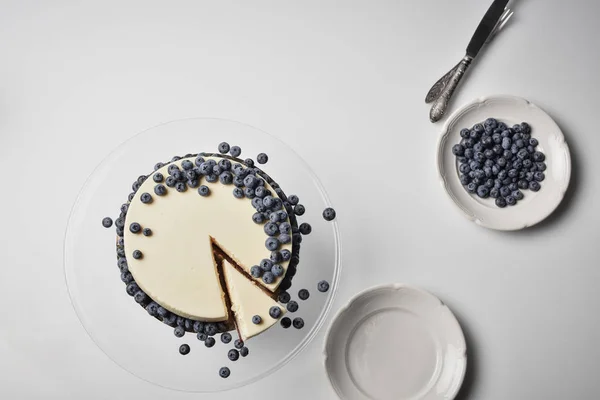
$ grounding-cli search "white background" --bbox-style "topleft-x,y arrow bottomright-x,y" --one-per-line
1,0 -> 598,399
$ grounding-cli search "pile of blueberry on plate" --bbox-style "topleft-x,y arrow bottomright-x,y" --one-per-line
452,118 -> 547,208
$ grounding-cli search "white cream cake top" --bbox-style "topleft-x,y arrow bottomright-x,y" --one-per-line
124,156 -> 291,321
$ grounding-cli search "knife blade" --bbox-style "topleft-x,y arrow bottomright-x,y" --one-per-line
466,0 -> 510,58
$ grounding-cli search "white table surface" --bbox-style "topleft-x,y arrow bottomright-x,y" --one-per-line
1,0 -> 599,399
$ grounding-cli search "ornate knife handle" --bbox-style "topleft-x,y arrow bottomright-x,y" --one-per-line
425,61 -> 460,104
429,56 -> 473,123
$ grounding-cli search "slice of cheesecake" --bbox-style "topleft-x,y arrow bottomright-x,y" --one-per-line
222,259 -> 285,340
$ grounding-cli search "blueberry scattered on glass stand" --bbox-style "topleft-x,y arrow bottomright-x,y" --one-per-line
287,301 -> 299,313
218,142 -> 230,154
240,347 -> 249,357
453,119 -> 546,207
219,367 -> 230,378
197,332 -> 208,341
280,317 -> 292,329
205,337 -> 216,348
318,280 -> 330,293
234,339 -> 244,349
102,217 -> 113,228
298,289 -> 310,300
230,146 -> 241,157
228,349 -> 240,361
257,153 -> 268,164
293,318 -> 304,329
294,204 -> 306,216
221,332 -> 232,344
323,207 -> 336,221
179,344 -> 190,355
299,223 -> 312,235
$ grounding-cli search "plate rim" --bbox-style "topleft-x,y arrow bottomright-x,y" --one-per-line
322,283 -> 467,400
436,94 -> 572,231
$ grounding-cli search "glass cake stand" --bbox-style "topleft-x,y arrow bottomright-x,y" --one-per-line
64,118 -> 342,392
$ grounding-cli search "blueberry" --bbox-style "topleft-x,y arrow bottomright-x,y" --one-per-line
252,315 -> 262,324
473,143 -> 483,153
254,152 -> 269,165
536,162 -> 547,172
198,185 -> 210,197
269,306 -> 282,319
513,190 -> 524,200
534,172 -> 545,182
174,326 -> 185,338
244,187 -> 256,198
197,332 -> 207,341
212,166 -> 223,176
281,249 -> 291,261
233,187 -> 244,198
483,149 -> 494,159
102,217 -> 113,228
263,222 -> 278,236
229,146 -> 241,157
484,179 -> 494,188
151,183 -> 166,197
522,159 -> 532,169
460,174 -> 470,185
251,212 -> 264,224
464,148 -> 474,159
529,138 -> 539,147
280,317 -> 292,329
293,318 -> 304,329
134,291 -> 147,304
220,332 -> 232,344
502,137 -> 511,150
234,339 -> 244,349
199,162 -> 212,176
278,291 -> 291,303
495,197 -> 507,208
278,234 -> 291,244
193,321 -> 205,333
499,186 -> 511,198
452,144 -> 464,156
171,156 -> 182,162
474,123 -> 485,133
508,169 -> 518,179
204,323 -> 218,336
218,142 -> 230,154
460,128 -> 470,138
240,347 -> 249,357
118,257 -> 128,271
194,156 -> 205,167
121,271 -> 133,283
505,196 -> 517,206
293,204 -> 306,216
459,164 -> 470,174
228,349 -> 240,361
142,228 -> 152,237
150,172 -> 163,184
533,151 -> 545,162
517,179 -> 529,189
180,160 -> 192,171
250,265 -> 263,278
132,250 -> 143,259
503,150 -> 513,160
185,170 -> 197,182
287,301 -> 299,313
481,136 -> 493,148
140,193 -> 153,204
297,223 -> 312,235
527,145 -> 535,154
217,160 -> 231,173
489,188 -> 499,198
203,337 -> 215,348
218,171 -> 233,185
508,182 -> 518,192
219,367 -> 230,378
146,302 -> 159,316
165,176 -> 176,188
243,175 -> 257,188
260,258 -> 273,272
179,344 -> 190,355
175,182 -> 187,192
262,272 -> 275,284
476,186 -> 489,198
271,264 -> 284,277
466,182 -> 477,193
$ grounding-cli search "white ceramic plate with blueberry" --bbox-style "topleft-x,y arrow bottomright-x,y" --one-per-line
324,284 -> 466,400
437,95 -> 571,230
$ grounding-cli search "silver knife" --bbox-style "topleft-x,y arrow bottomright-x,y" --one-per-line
428,0 -> 510,123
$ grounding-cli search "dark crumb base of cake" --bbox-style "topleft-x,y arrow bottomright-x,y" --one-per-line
113,151 -> 302,335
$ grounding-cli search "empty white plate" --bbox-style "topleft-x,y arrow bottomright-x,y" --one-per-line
324,285 -> 466,400
437,95 -> 571,230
